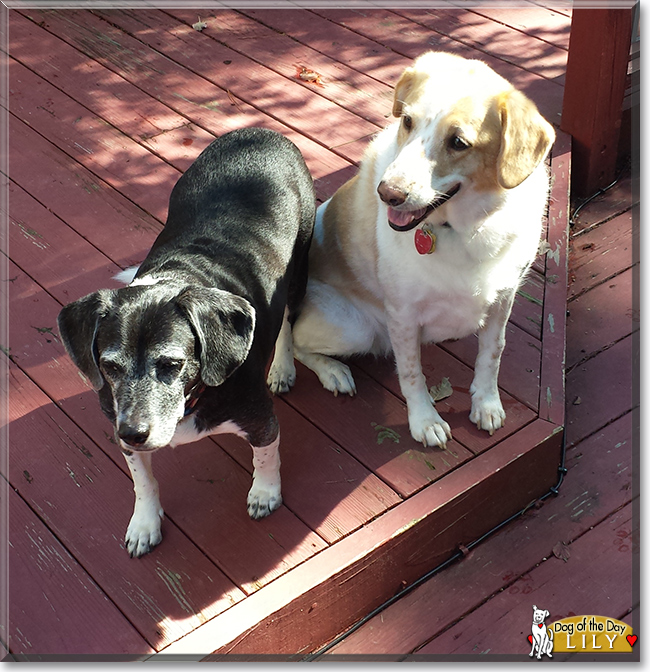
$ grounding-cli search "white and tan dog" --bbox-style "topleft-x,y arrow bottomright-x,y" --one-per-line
290,52 -> 555,448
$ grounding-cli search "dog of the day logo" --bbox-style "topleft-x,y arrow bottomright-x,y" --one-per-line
527,606 -> 637,657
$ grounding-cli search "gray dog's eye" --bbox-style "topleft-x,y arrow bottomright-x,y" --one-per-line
156,359 -> 184,378
101,361 -> 123,378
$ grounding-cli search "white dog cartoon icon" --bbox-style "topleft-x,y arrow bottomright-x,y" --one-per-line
529,605 -> 554,659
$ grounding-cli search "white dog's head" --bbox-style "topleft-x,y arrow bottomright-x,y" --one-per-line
378,51 -> 555,231
532,605 -> 550,625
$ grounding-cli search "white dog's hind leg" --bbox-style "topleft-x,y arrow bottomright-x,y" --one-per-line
292,281 -> 379,396
122,450 -> 164,558
247,435 -> 282,519
470,291 -> 516,434
386,309 -> 452,448
267,306 -> 296,394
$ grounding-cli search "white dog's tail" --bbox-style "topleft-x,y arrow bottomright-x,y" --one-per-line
114,265 -> 140,285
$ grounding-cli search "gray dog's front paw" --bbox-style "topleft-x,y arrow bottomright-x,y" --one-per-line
247,480 -> 282,519
125,506 -> 164,557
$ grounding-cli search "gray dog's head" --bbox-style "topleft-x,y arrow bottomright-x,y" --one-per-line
58,283 -> 255,452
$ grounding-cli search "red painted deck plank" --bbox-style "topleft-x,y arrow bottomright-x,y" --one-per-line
8,486 -> 153,657
538,131 -> 571,427
512,270 -> 544,339
243,8 -> 414,86
467,5 -> 571,50
309,8 -> 564,123
570,174 -> 637,235
7,361 -> 244,651
326,411 -> 633,655
10,10 -> 202,143
565,334 -> 634,448
167,8 -> 394,129
214,399 -> 402,545
8,115 -> 162,270
416,503 -> 635,655
9,58 -> 179,223
566,267 -> 634,369
569,211 -> 634,300
13,9 -> 355,201
394,8 -> 568,84
88,8 -> 377,166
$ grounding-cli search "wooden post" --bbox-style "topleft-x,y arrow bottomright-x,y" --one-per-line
561,6 -> 634,198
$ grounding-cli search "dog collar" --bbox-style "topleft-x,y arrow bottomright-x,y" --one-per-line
184,381 -> 206,416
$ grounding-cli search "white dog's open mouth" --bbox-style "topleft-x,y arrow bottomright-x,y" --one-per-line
388,183 -> 461,232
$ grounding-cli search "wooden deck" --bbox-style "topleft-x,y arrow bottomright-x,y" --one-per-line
1,5 -> 637,661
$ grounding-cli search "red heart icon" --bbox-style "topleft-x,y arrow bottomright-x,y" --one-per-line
538,623 -> 544,628
527,635 -> 533,644
627,634 -> 637,647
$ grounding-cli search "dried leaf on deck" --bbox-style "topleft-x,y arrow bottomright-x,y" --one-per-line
429,377 -> 453,402
552,541 -> 571,563
192,18 -> 208,31
294,65 -> 325,87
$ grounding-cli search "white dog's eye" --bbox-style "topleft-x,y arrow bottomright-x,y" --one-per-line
402,114 -> 413,131
448,135 -> 471,151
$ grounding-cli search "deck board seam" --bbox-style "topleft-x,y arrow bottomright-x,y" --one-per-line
568,261 -> 637,303
571,205 -> 636,237
565,330 -> 636,376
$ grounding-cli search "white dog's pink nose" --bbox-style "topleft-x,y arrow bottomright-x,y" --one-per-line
377,181 -> 408,207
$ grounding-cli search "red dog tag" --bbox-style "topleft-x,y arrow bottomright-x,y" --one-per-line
415,228 -> 435,255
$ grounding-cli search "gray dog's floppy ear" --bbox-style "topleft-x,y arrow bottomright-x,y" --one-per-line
177,287 -> 256,388
57,290 -> 115,390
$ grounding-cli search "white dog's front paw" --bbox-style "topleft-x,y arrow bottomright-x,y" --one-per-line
267,360 -> 296,394
317,358 -> 357,397
247,479 -> 282,520
470,393 -> 506,435
408,405 -> 452,448
125,505 -> 164,558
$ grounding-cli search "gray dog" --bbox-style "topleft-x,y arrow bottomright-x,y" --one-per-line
58,128 -> 315,557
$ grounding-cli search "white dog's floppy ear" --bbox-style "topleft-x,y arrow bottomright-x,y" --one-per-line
57,290 -> 115,390
544,610 -> 550,619
392,65 -> 420,118
177,287 -> 255,388
497,90 -> 555,189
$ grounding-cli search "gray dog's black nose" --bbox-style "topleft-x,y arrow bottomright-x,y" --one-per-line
377,181 -> 408,207
118,423 -> 150,447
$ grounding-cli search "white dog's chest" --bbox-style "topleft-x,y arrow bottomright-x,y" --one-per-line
377,229 -> 502,342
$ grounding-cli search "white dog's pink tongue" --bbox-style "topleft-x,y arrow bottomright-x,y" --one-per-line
388,207 -> 426,228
